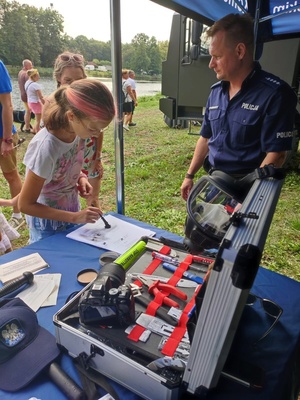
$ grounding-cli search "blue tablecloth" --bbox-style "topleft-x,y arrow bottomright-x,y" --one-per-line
0,212 -> 299,400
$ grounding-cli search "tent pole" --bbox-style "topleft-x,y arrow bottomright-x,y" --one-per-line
253,0 -> 261,60
110,0 -> 125,214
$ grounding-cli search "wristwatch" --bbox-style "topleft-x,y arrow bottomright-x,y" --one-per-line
3,138 -> 13,144
185,173 -> 195,179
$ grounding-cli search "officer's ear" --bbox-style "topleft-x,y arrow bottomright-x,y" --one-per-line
236,42 -> 246,59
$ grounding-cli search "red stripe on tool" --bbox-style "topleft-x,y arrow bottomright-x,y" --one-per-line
132,245 -> 171,289
128,245 -> 171,342
160,255 -> 199,356
143,245 -> 171,275
161,284 -> 202,356
167,255 -> 193,287
146,290 -> 169,315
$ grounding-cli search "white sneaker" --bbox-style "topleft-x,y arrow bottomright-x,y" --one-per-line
9,216 -> 25,230
123,124 -> 130,131
0,213 -> 20,240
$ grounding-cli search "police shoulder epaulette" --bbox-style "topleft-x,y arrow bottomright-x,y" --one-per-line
262,74 -> 282,88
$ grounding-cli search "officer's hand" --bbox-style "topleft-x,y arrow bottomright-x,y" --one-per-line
181,178 -> 194,201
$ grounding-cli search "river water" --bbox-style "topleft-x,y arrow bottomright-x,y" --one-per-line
11,77 -> 161,109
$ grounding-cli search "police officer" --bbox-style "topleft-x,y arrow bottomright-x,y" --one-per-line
181,13 -> 297,201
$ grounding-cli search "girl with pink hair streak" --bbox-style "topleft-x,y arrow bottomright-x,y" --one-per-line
52,52 -> 104,209
19,79 -> 115,243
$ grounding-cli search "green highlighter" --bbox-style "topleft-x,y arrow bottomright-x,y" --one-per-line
114,238 -> 147,270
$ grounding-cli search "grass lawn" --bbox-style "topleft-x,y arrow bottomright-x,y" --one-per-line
2,94 -> 300,282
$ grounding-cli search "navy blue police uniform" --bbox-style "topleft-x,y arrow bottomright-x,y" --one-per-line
201,63 -> 297,175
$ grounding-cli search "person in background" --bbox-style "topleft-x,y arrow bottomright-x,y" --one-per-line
53,51 -> 104,208
126,70 -> 138,126
17,59 -> 34,133
18,79 -> 115,244
25,68 -> 45,134
0,60 -> 24,230
181,13 -> 297,201
0,196 -> 20,254
122,69 -> 137,131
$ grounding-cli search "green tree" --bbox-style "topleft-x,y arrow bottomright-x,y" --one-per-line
0,2 -> 41,65
122,42 -> 135,69
100,41 -> 112,62
148,36 -> 161,75
68,36 -> 112,63
130,33 -> 151,74
70,35 -> 91,60
158,40 -> 169,62
126,33 -> 162,75
24,5 -> 65,67
62,35 -> 84,55
0,0 -> 167,71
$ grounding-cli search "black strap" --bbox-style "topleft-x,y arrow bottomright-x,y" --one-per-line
74,352 -> 120,400
253,164 -> 286,180
236,164 -> 286,192
122,81 -> 128,101
25,81 -> 34,93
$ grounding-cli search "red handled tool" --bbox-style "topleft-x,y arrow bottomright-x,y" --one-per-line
138,276 -> 187,308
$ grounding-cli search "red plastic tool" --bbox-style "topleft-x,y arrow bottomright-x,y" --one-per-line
138,276 -> 187,308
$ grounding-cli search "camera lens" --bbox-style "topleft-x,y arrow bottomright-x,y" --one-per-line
98,262 -> 126,288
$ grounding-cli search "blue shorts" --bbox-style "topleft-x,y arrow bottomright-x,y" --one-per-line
28,218 -> 76,244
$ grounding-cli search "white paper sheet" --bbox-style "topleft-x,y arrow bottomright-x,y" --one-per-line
66,215 -> 156,254
0,253 -> 49,283
39,273 -> 62,307
15,274 -> 61,311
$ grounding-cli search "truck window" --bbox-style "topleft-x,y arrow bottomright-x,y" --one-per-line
182,18 -> 209,65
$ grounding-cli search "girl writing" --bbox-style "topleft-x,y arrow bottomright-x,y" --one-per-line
53,52 -> 104,209
19,79 -> 115,243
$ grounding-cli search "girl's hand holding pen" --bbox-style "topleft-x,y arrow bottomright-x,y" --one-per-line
72,207 -> 102,224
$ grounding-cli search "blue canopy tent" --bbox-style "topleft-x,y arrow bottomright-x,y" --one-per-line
110,0 -> 300,214
149,0 -> 300,42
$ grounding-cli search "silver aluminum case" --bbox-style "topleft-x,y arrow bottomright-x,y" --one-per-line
54,176 -> 283,399
54,281 -> 181,400
182,177 -> 284,396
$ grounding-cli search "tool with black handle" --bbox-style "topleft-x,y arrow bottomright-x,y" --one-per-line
47,362 -> 86,400
135,294 -> 178,326
0,271 -> 34,298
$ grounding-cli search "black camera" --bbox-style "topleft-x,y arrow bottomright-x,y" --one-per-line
78,262 -> 135,327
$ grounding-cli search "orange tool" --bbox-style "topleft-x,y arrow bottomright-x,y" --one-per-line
138,276 -> 187,308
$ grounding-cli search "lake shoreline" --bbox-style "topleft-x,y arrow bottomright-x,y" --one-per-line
11,77 -> 162,109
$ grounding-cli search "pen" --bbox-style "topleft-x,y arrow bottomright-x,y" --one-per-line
191,255 -> 215,265
188,304 -> 196,318
162,263 -> 204,284
152,251 -> 180,266
152,251 -> 209,273
100,215 -> 111,229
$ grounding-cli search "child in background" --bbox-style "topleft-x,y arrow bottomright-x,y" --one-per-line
24,68 -> 45,134
53,52 -> 104,208
19,79 -> 115,244
0,197 -> 20,254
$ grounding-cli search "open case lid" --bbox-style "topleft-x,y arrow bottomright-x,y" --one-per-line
183,173 -> 285,396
